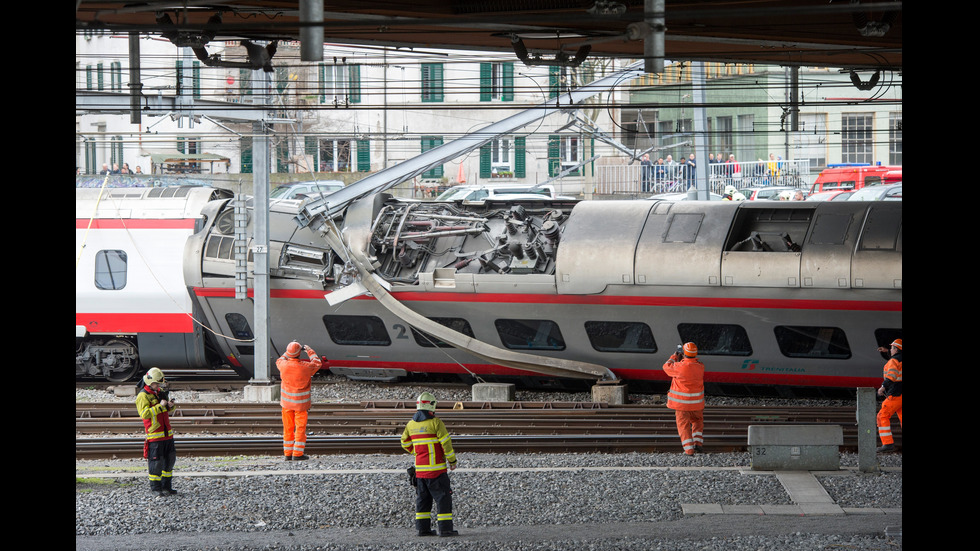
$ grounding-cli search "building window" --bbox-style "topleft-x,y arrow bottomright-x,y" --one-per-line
323,315 -> 391,346
548,135 -> 583,177
889,113 -> 902,166
714,116 -> 733,159
585,321 -> 658,353
481,62 -> 513,101
94,250 -> 128,290
677,323 -> 752,356
319,63 -> 360,105
774,326 -> 851,359
495,319 -> 566,351
842,113 -> 874,164
411,318 -> 476,348
797,114 -> 828,169
421,63 -> 444,102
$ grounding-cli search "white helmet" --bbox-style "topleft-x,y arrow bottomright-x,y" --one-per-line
143,367 -> 166,385
416,392 -> 437,411
724,185 -> 737,195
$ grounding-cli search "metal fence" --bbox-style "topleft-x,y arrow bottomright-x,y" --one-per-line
595,159 -> 811,195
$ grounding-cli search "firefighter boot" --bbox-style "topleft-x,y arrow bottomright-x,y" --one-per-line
162,477 -> 178,496
438,519 -> 459,537
415,518 -> 436,537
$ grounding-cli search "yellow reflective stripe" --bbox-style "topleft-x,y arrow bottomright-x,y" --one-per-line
416,463 -> 448,471
437,513 -> 453,521
416,512 -> 431,520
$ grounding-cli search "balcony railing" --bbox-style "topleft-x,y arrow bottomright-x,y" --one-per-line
595,159 -> 811,195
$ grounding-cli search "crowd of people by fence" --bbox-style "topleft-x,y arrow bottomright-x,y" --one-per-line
625,153 -> 808,195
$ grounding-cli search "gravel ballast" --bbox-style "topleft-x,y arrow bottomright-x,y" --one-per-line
77,378 -> 902,550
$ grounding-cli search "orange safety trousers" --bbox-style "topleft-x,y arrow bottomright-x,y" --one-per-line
282,409 -> 309,457
675,410 -> 704,455
877,396 -> 903,446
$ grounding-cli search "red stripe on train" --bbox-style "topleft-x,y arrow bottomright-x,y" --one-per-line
76,219 -> 197,230
194,287 -> 900,311
76,313 -> 194,333
327,360 -> 880,388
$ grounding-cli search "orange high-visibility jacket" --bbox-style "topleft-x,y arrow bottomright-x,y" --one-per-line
662,357 -> 705,411
275,349 -> 323,411
401,415 -> 457,478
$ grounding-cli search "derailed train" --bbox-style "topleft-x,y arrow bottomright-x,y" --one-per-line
76,184 -> 902,391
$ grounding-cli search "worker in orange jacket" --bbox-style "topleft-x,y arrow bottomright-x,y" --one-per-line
275,341 -> 323,460
876,339 -> 903,453
662,342 -> 706,455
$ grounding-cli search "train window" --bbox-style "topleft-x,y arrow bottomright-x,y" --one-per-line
664,213 -> 704,243
725,208 -> 812,252
494,319 -> 566,351
774,326 -> 851,359
809,213 -> 852,245
874,328 -> 902,360
225,313 -> 254,340
411,317 -> 475,348
322,315 -> 391,346
584,321 -> 657,353
858,207 -> 902,251
677,323 -> 752,356
94,250 -> 128,290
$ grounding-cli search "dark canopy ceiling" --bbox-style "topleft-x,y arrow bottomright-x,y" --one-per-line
75,1 -> 902,71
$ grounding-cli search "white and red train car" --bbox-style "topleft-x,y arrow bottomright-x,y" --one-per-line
74,182 -> 902,394
75,186 -> 236,381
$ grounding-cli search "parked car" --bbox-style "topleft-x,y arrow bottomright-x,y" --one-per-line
847,183 -> 902,201
270,180 -> 346,201
648,191 -> 724,201
739,186 -> 803,201
807,164 -> 901,195
436,184 -> 573,203
805,190 -> 854,201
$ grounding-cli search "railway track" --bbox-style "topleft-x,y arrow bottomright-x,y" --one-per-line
76,401 -> 900,459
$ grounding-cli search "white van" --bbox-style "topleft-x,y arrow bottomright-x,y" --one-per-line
436,184 -> 572,202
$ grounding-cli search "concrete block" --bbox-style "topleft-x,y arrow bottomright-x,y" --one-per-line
472,383 -> 515,402
591,384 -> 627,405
748,425 -> 842,471
244,384 -> 280,403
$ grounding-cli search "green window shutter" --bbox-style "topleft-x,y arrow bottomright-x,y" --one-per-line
110,61 -> 122,91
548,135 -> 560,177
177,137 -> 185,154
357,139 -> 370,171
193,62 -> 201,98
422,64 -> 444,102
480,144 -> 491,178
276,66 -> 288,94
239,69 -> 251,96
305,136 -> 318,170
549,66 -> 559,98
175,60 -> 181,94
97,62 -> 104,91
318,64 -> 325,103
86,65 -> 93,90
514,137 -> 526,178
241,137 -> 253,174
480,63 -> 491,102
421,136 -> 444,177
502,63 -> 514,101
349,65 -> 361,103
277,141 -> 289,173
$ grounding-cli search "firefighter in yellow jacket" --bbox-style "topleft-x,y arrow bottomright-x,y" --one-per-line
135,367 -> 177,496
401,392 -> 459,537
275,341 -> 323,460
662,343 -> 706,455
876,339 -> 903,453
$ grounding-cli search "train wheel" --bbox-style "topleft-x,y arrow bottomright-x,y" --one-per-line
102,339 -> 141,383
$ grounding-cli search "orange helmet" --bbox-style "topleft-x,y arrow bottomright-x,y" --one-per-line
683,342 -> 698,357
285,341 -> 302,358
890,339 -> 902,350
